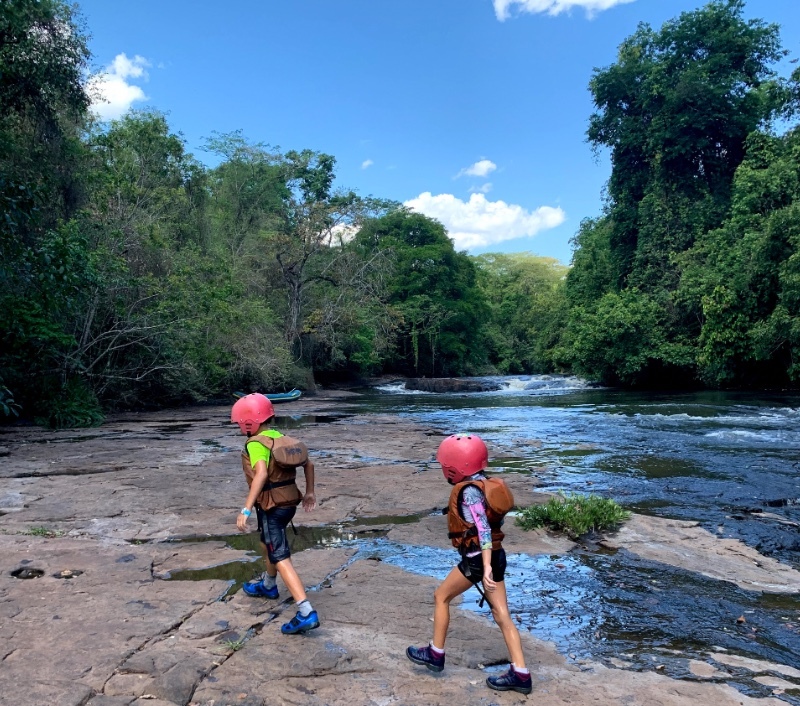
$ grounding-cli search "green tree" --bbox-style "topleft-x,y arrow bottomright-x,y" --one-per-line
562,0 -> 794,387
356,210 -> 487,376
204,135 -> 396,380
0,0 -> 94,422
679,127 -> 800,385
588,0 -> 787,289
474,252 -> 568,373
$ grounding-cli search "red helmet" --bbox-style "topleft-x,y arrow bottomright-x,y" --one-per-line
231,393 -> 274,435
436,434 -> 489,484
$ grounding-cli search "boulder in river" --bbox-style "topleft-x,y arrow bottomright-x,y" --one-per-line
405,378 -> 501,393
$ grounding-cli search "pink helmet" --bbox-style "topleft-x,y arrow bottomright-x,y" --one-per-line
436,434 -> 489,484
231,393 -> 274,435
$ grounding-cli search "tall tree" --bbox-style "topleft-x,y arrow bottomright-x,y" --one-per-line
356,210 -> 487,376
0,0 -> 94,421
563,0 -> 793,386
475,252 -> 568,374
588,0 -> 787,291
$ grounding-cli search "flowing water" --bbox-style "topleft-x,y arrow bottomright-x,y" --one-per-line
170,377 -> 800,700
361,377 -> 800,699
365,378 -> 800,561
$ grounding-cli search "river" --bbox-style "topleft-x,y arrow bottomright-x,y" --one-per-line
365,376 -> 800,564
342,376 -> 800,698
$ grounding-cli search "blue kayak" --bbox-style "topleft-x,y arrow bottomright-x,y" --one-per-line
233,389 -> 302,403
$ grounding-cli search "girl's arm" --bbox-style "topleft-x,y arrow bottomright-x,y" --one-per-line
301,460 -> 316,511
463,487 -> 496,592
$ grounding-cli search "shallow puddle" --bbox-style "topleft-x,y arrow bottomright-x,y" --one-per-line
273,414 -> 353,429
160,512 -> 427,594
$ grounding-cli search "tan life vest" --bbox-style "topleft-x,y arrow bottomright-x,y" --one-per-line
447,477 -> 514,553
241,434 -> 309,511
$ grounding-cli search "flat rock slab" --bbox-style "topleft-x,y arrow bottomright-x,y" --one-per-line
753,675 -> 800,690
2,395 -> 799,705
602,514 -> 800,593
689,660 -> 729,679
193,559 -> 783,706
0,535 -> 228,701
709,652 -> 800,679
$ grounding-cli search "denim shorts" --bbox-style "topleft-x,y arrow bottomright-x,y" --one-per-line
256,505 -> 296,563
457,547 -> 507,584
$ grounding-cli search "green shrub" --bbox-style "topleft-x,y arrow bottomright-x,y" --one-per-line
516,493 -> 630,538
34,378 -> 104,429
23,526 -> 64,538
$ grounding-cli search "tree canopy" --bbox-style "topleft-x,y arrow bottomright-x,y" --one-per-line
4,0 -> 800,426
562,0 -> 800,387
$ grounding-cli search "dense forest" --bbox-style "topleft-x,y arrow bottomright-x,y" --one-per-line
563,0 -> 800,388
1,0 -> 800,427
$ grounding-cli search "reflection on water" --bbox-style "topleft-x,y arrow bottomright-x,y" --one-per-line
162,512 -> 429,593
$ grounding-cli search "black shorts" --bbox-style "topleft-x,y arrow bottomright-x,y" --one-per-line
457,548 -> 507,584
256,506 -> 296,564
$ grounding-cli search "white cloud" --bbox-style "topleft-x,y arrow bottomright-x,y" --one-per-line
88,53 -> 150,120
493,0 -> 636,21
469,183 -> 493,194
405,192 -> 565,250
457,159 -> 497,178
361,159 -> 374,169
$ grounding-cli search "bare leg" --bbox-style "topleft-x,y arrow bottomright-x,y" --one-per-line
432,567 -> 474,648
275,557 -> 307,603
489,580 -> 526,668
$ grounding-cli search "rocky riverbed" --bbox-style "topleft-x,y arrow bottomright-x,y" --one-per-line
1,391 -> 799,706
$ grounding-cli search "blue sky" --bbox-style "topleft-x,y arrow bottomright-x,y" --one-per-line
81,0 -> 800,264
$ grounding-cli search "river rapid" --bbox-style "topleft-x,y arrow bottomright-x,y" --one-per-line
368,376 -> 800,564
344,377 -> 800,698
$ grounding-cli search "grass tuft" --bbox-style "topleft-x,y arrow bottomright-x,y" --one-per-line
516,493 -> 630,538
23,526 -> 64,538
223,637 -> 246,652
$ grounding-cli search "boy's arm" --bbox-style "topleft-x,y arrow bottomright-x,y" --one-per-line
237,459 -> 267,531
301,459 -> 316,512
245,459 -> 269,508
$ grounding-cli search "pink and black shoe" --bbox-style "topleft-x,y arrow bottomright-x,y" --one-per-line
406,644 -> 445,672
487,665 -> 532,695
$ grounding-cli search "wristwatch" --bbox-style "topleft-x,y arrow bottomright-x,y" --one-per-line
240,507 -> 251,517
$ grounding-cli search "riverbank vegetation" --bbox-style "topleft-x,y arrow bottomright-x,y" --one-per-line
516,494 -> 631,538
561,0 -> 800,389
2,0 -> 800,426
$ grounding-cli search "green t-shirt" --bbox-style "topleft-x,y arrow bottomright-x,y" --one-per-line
246,429 -> 284,469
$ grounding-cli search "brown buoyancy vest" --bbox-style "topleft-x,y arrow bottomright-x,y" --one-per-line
447,478 -> 514,552
241,434 -> 307,511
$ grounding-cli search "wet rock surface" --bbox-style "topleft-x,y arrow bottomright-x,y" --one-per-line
405,377 -> 502,393
0,392 -> 798,705
602,514 -> 800,593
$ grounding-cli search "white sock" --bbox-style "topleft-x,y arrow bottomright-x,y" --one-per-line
260,572 -> 277,589
297,599 -> 313,617
429,642 -> 444,655
512,663 -> 530,676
